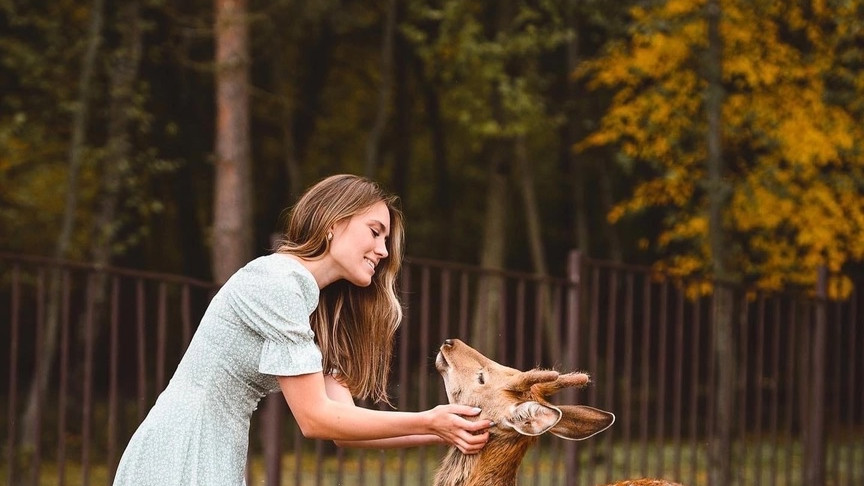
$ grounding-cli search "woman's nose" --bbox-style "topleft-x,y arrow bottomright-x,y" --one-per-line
375,241 -> 389,258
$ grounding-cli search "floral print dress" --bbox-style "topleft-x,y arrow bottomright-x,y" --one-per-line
112,254 -> 322,486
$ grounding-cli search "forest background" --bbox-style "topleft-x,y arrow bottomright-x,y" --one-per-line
2,0 -> 864,292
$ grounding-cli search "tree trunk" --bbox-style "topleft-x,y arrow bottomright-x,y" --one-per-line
471,0 -> 514,359
213,0 -> 253,283
94,0 -> 143,267
364,0 -> 395,177
19,0 -> 105,480
560,1 -> 592,257
282,106 -> 302,202
470,148 -> 509,359
416,58 -> 452,255
704,1 -> 736,484
598,167 -> 623,262
391,0 -> 411,200
291,18 -> 334,171
273,47 -> 301,203
513,136 -> 560,365
81,2 -> 144,468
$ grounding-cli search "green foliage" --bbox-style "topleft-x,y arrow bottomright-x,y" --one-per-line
0,0 -> 182,261
405,1 -> 572,139
10,0 -> 859,288
0,0 -> 90,255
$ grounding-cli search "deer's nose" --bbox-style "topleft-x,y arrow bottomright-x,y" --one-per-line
443,339 -> 454,347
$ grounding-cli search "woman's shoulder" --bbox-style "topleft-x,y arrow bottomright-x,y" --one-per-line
248,253 -> 313,281
230,254 -> 319,304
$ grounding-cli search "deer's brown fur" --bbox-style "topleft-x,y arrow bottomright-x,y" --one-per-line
432,339 -> 684,486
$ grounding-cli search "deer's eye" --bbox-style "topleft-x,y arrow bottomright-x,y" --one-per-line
477,372 -> 485,385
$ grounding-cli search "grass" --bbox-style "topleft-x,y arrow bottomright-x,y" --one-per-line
4,437 -> 862,486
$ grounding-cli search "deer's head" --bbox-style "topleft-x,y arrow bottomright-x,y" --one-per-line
435,338 -> 614,441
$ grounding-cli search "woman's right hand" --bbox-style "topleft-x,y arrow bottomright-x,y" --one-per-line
424,404 -> 493,454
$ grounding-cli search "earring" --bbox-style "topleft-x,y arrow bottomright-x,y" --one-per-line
327,232 -> 333,242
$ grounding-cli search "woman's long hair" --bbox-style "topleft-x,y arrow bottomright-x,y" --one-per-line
275,174 -> 404,405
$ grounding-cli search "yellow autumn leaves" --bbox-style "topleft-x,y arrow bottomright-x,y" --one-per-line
576,0 -> 864,294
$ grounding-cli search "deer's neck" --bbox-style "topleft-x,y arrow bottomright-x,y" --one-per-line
433,436 -> 536,486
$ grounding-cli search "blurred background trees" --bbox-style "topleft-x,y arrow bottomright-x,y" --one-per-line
4,3 -> 863,482
2,0 -> 863,290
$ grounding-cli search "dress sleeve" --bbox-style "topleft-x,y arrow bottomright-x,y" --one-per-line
224,262 -> 323,377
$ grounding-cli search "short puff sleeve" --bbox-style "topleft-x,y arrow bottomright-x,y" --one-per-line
223,255 -> 322,376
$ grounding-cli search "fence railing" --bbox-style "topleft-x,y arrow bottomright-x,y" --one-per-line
1,251 -> 862,486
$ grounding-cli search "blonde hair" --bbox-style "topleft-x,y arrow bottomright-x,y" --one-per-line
275,174 -> 404,404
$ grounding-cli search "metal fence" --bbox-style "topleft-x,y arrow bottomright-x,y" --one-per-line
1,251 -> 862,486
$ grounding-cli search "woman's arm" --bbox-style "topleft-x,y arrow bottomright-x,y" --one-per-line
322,374 -> 446,449
277,372 -> 491,454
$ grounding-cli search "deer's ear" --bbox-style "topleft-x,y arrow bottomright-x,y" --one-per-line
502,401 -> 562,436
513,369 -> 560,391
550,405 -> 615,441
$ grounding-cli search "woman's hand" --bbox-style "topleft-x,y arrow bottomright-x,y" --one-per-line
424,404 -> 493,454
279,373 -> 492,452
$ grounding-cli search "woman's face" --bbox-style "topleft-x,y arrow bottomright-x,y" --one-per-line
328,201 -> 391,287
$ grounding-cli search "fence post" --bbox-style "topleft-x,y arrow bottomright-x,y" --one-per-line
262,394 -> 283,486
804,266 -> 827,485
263,233 -> 284,486
564,249 -> 582,483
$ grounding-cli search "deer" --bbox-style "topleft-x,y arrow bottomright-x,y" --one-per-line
433,338 -> 684,486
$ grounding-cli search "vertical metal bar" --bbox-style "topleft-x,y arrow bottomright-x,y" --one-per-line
754,296 -> 766,486
655,279 -> 668,476
705,287 -> 716,474
672,282 -> 684,482
293,418 -> 302,485
81,273 -> 95,486
845,288 -> 858,486
829,297 -> 843,484
263,394 -> 282,486
585,265 -> 600,486
314,438 -> 323,486
335,444 -> 345,485
769,298 -> 781,486
418,265 -> 431,484
419,265 -> 431,402
798,294 -> 813,486
397,264 -> 411,485
497,273 -> 508,362
687,296 -> 702,486
514,279 -> 526,369
57,270 -> 71,486
437,268 -> 451,402
785,299 -> 801,486
622,272 -> 635,479
604,269 -> 618,484
458,271 -> 469,340
181,285 -> 192,349
108,276 -> 121,480
737,295 -> 750,483
437,268 -> 452,465
528,280 -> 547,486
564,250 -> 581,485
355,444 -> 366,486
639,275 -> 651,475
136,279 -> 147,422
805,267 -> 827,485
7,264 -> 20,486
156,282 -> 167,393
438,268 -> 451,345
32,267 -> 45,484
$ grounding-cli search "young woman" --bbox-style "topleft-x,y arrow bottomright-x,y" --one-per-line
112,174 -> 492,485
